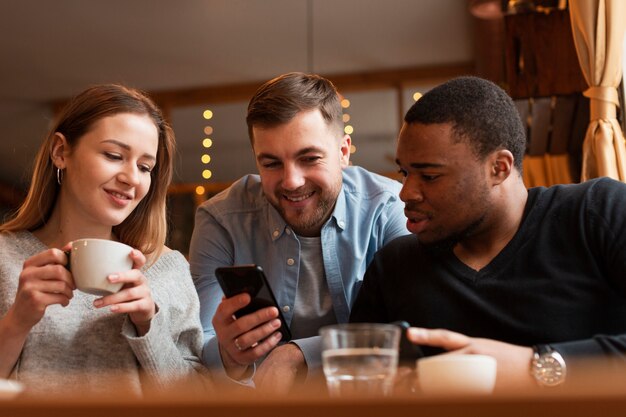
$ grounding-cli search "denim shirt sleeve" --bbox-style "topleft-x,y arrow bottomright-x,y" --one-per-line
291,335 -> 323,370
188,200 -> 233,374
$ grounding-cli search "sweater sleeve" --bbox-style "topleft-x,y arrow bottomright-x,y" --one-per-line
122,251 -> 213,393
188,203 -> 235,369
550,179 -> 626,372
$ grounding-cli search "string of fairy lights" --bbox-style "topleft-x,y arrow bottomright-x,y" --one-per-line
194,89 -> 423,194
340,96 -> 357,160
195,109 -> 214,196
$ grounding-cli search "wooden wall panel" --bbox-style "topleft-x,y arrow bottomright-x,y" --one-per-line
504,9 -> 587,99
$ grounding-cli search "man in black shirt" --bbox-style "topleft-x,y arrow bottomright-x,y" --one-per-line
350,76 -> 626,390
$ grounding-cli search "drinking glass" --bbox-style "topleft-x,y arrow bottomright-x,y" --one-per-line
320,323 -> 400,397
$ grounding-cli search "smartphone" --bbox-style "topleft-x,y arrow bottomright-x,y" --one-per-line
215,264 -> 292,342
391,320 -> 425,365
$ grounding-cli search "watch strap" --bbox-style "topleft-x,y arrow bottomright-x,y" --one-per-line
533,344 -> 552,356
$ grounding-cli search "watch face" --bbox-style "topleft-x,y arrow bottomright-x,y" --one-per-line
532,351 -> 566,387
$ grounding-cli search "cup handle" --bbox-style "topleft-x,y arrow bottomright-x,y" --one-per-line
63,250 -> 71,271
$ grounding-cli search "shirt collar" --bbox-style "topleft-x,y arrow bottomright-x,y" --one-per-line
331,184 -> 347,231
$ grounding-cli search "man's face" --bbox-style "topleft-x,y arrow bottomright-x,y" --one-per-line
395,122 -> 492,248
252,109 -> 350,237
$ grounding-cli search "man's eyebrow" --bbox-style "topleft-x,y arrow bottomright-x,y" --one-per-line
257,146 -> 326,160
295,146 -> 325,157
256,152 -> 278,160
395,159 -> 444,169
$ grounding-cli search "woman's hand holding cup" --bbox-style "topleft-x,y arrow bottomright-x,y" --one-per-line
10,247 -> 74,331
92,248 -> 156,336
66,238 -> 155,335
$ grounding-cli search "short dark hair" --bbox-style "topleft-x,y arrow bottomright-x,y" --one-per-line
404,76 -> 526,173
246,72 -> 343,142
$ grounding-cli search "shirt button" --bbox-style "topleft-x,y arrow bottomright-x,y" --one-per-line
272,229 -> 279,238
338,220 -> 345,228
287,258 -> 295,266
282,305 -> 291,313
285,229 -> 292,235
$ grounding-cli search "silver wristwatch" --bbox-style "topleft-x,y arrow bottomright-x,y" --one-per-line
530,345 -> 566,387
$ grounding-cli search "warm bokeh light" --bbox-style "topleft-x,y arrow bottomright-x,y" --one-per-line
350,144 -> 357,154
201,154 -> 211,164
203,110 -> 213,120
413,92 -> 423,101
344,125 -> 354,135
202,138 -> 213,148
195,185 -> 206,195
342,113 -> 351,123
341,98 -> 351,108
204,126 -> 213,135
202,169 -> 212,179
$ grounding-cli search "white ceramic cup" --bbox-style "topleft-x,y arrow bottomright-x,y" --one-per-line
0,379 -> 24,400
417,354 -> 497,395
70,238 -> 133,296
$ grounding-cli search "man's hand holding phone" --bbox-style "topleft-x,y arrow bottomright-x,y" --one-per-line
212,265 -> 292,380
212,292 -> 284,379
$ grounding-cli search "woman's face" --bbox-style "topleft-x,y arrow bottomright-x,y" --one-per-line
61,113 -> 159,228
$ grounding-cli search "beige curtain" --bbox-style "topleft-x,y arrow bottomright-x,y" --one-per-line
569,0 -> 626,182
522,154 -> 573,187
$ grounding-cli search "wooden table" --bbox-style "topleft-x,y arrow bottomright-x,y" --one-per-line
3,364 -> 625,417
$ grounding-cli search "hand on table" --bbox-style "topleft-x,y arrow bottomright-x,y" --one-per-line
407,327 -> 536,391
92,249 -> 155,336
212,293 -> 283,380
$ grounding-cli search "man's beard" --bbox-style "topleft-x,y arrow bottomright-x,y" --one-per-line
278,196 -> 334,236
272,180 -> 341,236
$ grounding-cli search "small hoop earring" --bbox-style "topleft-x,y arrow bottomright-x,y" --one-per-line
56,168 -> 63,185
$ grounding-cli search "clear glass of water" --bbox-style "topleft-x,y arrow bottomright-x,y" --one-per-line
320,323 -> 400,398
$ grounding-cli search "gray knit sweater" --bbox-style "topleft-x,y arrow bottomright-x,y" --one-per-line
0,231 -> 212,397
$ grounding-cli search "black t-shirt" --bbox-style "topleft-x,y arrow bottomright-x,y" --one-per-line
350,177 -> 626,361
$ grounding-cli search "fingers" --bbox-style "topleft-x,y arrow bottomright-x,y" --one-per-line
230,331 -> 283,363
234,318 -> 282,350
23,247 -> 67,269
232,304 -> 280,335
21,250 -> 75,295
20,269 -> 75,300
93,267 -> 156,333
213,295 -> 283,368
407,327 -> 471,351
129,249 -> 146,270
213,293 -> 280,337
214,293 -> 252,324
23,248 -> 73,283
12,249 -> 76,329
93,269 -> 150,308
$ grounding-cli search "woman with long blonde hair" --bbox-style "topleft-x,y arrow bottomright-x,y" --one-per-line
0,84 -> 211,396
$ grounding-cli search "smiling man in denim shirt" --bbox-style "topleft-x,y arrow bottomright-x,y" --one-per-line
189,72 -> 408,392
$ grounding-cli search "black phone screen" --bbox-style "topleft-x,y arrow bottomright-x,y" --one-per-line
215,264 -> 292,341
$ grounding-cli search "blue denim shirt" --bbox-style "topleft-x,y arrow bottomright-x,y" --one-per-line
189,166 -> 408,382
